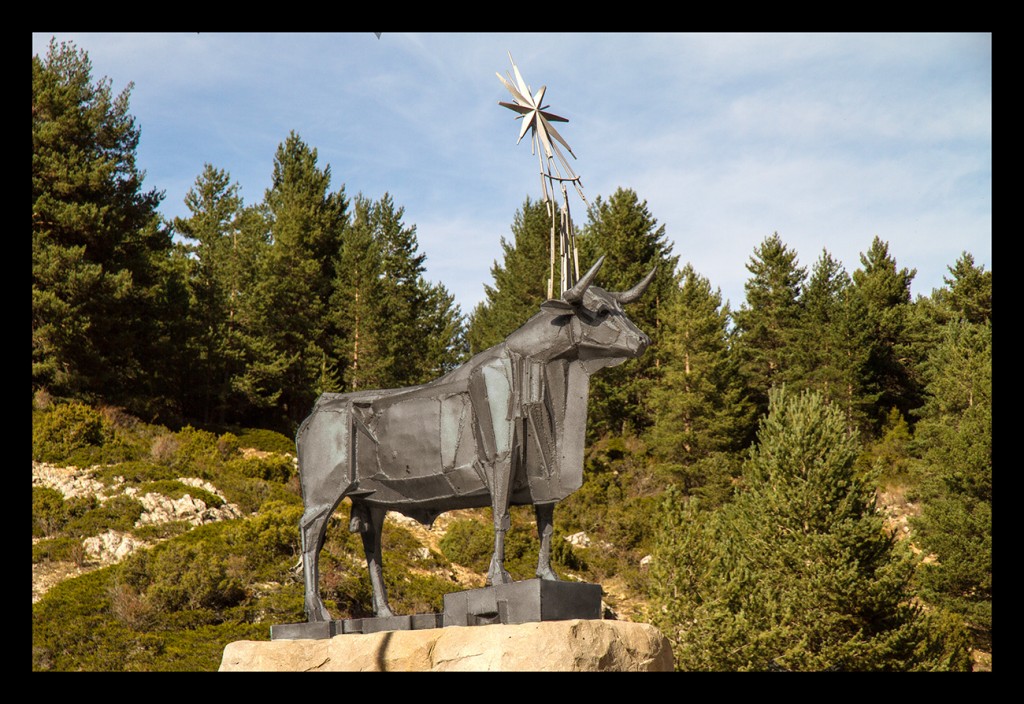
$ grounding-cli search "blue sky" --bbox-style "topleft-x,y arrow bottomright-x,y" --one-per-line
32,32 -> 991,317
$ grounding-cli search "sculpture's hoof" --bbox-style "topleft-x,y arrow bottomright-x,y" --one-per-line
536,566 -> 560,581
306,600 -> 332,623
486,569 -> 514,586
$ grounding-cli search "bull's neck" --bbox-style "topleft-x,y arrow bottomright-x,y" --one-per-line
503,314 -> 575,363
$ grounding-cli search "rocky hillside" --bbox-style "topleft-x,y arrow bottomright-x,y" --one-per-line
32,458 -> 647,615
32,461 -> 243,603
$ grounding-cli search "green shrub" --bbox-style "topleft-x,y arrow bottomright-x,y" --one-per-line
33,567 -> 119,671
227,501 -> 303,577
317,545 -> 375,619
34,492 -> 101,541
215,473 -> 301,515
551,533 -> 587,573
249,581 -> 306,626
501,509 -> 543,581
225,454 -> 295,483
216,432 -> 241,460
32,536 -> 86,564
132,521 -> 194,541
34,523 -> 276,672
33,486 -> 67,537
382,524 -> 449,571
383,570 -> 455,615
65,494 -> 100,518
32,401 -> 105,465
236,428 -> 295,455
167,426 -> 222,475
439,518 -> 494,572
63,495 -> 145,538
146,542 -> 246,611
144,623 -> 268,672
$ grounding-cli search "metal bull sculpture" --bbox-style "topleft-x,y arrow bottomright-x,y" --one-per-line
296,256 -> 655,622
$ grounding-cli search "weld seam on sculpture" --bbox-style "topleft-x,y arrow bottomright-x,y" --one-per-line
294,256 -> 655,626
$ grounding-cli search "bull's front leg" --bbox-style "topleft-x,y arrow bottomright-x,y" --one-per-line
352,502 -> 395,618
535,502 -> 559,581
487,459 -> 514,586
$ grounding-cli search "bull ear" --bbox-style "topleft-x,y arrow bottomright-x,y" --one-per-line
562,256 -> 605,305
541,299 -> 575,313
610,266 -> 657,304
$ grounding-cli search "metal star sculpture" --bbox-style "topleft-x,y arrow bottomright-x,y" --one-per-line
497,53 -> 589,298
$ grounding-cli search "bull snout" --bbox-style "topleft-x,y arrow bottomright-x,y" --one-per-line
634,329 -> 651,352
634,331 -> 651,355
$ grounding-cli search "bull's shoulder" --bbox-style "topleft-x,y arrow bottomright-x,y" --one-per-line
309,387 -> 409,413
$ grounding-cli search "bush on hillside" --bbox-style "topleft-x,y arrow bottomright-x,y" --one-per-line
236,428 -> 295,455
32,401 -> 147,466
63,495 -> 145,538
226,500 -> 303,578
225,454 -> 295,483
32,401 -> 105,465
438,518 -> 493,572
33,486 -> 67,537
215,473 -> 302,515
165,426 -> 222,475
32,536 -> 87,564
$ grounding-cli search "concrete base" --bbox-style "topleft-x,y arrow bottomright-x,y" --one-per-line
271,614 -> 444,640
443,579 -> 602,626
271,579 -> 603,640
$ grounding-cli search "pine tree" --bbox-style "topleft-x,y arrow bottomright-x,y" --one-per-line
795,250 -> 876,433
647,264 -> 750,496
331,195 -> 389,391
732,233 -> 807,433
371,193 -> 464,386
255,132 -> 348,426
32,39 -> 171,410
203,203 -> 291,423
171,165 -> 240,422
651,387 -> 972,671
851,236 -> 920,433
331,193 -> 466,392
576,187 -> 680,436
911,318 -> 992,650
467,197 -> 559,354
938,252 -> 992,325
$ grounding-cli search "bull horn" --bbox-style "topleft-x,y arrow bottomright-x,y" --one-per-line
562,256 -> 605,305
611,267 -> 657,304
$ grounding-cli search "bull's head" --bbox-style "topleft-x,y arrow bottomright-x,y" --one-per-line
507,256 -> 655,373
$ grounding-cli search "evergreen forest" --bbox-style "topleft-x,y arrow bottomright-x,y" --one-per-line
32,40 -> 991,671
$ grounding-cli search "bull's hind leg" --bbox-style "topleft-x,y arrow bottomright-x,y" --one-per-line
535,502 -> 559,581
351,502 -> 395,618
300,501 -> 340,622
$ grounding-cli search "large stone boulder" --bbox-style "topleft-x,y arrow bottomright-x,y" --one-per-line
220,619 -> 673,672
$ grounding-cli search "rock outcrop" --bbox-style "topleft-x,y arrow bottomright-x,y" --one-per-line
220,619 -> 673,672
